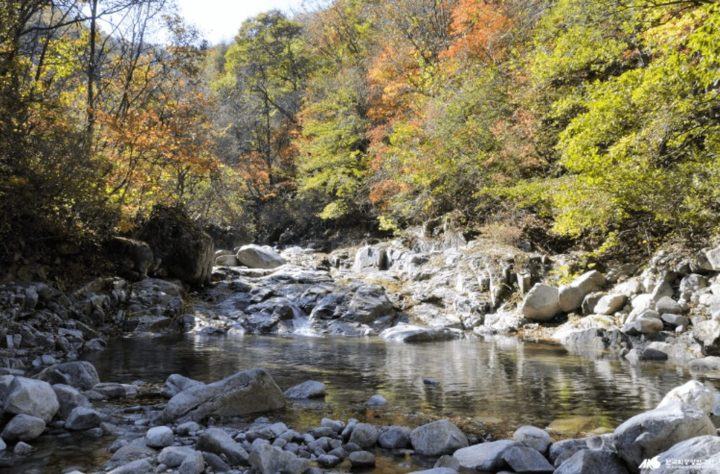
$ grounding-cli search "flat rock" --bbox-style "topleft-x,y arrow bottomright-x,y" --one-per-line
453,440 -> 518,471
380,324 -> 463,343
284,380 -> 326,399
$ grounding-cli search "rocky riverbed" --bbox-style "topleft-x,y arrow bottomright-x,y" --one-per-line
2,225 -> 720,472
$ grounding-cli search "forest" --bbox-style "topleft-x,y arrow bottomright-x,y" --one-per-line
1,0 -> 718,263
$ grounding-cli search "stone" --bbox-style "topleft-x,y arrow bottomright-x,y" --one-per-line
657,380 -> 718,414
410,470 -> 457,474
317,454 -> 341,468
594,294 -> 627,315
554,450 -> 629,474
108,437 -> 156,468
137,205 -> 214,286
693,320 -> 720,355
215,254 -> 238,266
572,270 -> 607,295
623,312 -> 664,335
13,441 -> 33,456
624,347 -> 668,364
453,440 -> 518,471
162,374 -> 205,398
367,394 -> 387,406
52,384 -> 90,419
502,445 -> 554,473
37,361 -> 100,390
689,356 -> 720,374
698,246 -> 720,272
353,245 -> 388,273
410,420 -> 468,456
160,368 -> 285,422
548,438 -> 589,467
202,452 -> 231,472
197,427 -> 249,465
3,377 -> 59,422
175,421 -> 202,436
661,313 -> 689,327
1,414 -> 46,441
655,296 -> 684,314
380,324 -> 462,343
284,380 -> 326,399
145,426 -> 173,448
613,401 -> 716,468
320,418 -> 344,433
349,423 -> 378,449
179,449 -> 204,474
345,284 -> 394,323
378,425 -> 412,449
65,407 -> 102,431
249,442 -> 310,474
513,425 -> 552,454
0,437 -> 5,451
558,285 -> 585,313
520,284 -> 560,321
236,244 -> 286,269
653,435 -> 720,474
107,458 -> 153,474
349,450 -> 376,468
556,328 -> 630,356
158,446 -> 198,467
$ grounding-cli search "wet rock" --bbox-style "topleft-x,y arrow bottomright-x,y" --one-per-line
349,423 -> 378,449
657,380 -> 718,414
410,420 -> 468,456
453,440 -> 517,471
65,407 -> 101,431
160,368 -> 285,422
378,425 -> 412,449
349,450 -> 376,468
236,245 -> 286,269
1,414 -> 46,441
137,205 -> 214,287
653,435 -> 720,474
367,394 -> 387,406
249,442 -> 310,474
513,425 -> 552,454
548,438 -> 589,467
502,445 -> 554,473
520,284 -> 560,321
554,450 -> 629,474
107,458 -> 153,474
380,324 -> 463,343
693,320 -> 720,355
613,401 -> 716,468
593,294 -> 627,315
145,426 -> 173,448
162,374 -> 205,398
284,380 -> 326,399
3,377 -> 58,422
108,437 -> 156,468
13,441 -> 33,456
52,384 -> 90,419
197,427 -> 249,465
36,361 -> 99,391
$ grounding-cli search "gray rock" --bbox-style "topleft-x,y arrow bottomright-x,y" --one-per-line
653,435 -> 720,474
145,426 -> 173,448
410,470 -> 457,474
320,418 -> 344,433
108,438 -> 156,469
410,420 -> 468,456
236,245 -> 286,269
594,294 -> 627,315
197,427 -> 249,465
65,407 -> 102,431
353,245 -> 388,272
52,384 -> 90,419
215,254 -> 238,266
13,441 -> 33,456
624,347 -> 668,364
378,425 -> 412,449
345,285 -> 394,323
0,436 -> 5,451
697,246 -> 720,272
693,320 -> 720,356
380,324 -> 463,343
453,440 -> 517,471
92,382 -> 137,399
557,328 -> 630,356
689,356 -> 720,374
160,368 -> 285,422
520,284 -> 560,321
657,380 -> 717,414
175,421 -> 202,435
3,377 -> 59,422
249,442 -> 310,474
162,374 -> 204,398
502,445 -> 554,473
661,313 -> 689,327
317,454 -> 341,468
613,401 -> 716,468
284,380 -> 326,399
349,423 -> 378,449
655,296 -> 684,314
367,394 -> 387,406
1,414 -> 46,441
558,285 -> 585,313
202,451 -> 231,472
572,270 -> 607,295
623,312 -> 664,335
349,450 -> 376,468
513,425 -> 552,454
36,361 -> 100,390
158,446 -> 195,467
179,449 -> 204,474
554,450 -> 629,474
548,438 -> 589,467
107,458 -> 153,474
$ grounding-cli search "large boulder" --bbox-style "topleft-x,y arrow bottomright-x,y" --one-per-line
380,324 -> 463,343
65,407 -> 102,431
106,236 -> 154,281
4,377 -> 59,422
197,428 -> 249,465
657,381 -> 718,415
520,284 -> 560,321
613,401 -> 716,469
1,414 -> 46,441
693,320 -> 720,355
653,436 -> 720,474
160,368 -> 285,422
235,245 -> 286,269
345,285 -> 395,324
353,246 -> 388,273
37,361 -> 100,390
453,440 -> 518,471
502,445 -> 554,473
137,205 -> 214,287
410,420 -> 468,456
513,425 -> 553,454
52,384 -> 91,419
349,423 -> 379,449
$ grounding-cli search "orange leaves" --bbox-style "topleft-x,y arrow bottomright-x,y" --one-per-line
444,0 -> 510,62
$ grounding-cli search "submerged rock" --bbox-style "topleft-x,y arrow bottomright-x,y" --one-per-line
380,324 -> 463,343
284,380 -> 326,399
1,414 -> 46,441
453,440 -> 518,471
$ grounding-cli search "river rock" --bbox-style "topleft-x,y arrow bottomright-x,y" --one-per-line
410,469 -> 457,474
108,437 -> 157,468
284,380 -> 326,399
657,380 -> 718,414
453,440 -> 518,471
594,293 -> 627,315
137,205 -> 214,287
145,426 -> 173,448
317,454 -> 341,468
4,377 -> 59,422
1,414 -> 46,441
367,394 -> 387,406
554,450 -> 629,474
556,328 -> 630,356
689,356 -> 720,374
624,347 -> 668,364
13,441 -> 33,456
513,425 -> 552,454
37,361 -> 100,390
696,246 -> 720,272
653,435 -> 720,474
613,401 -> 716,468
410,420 -> 468,456
548,438 -> 589,467
66,407 -> 102,431
160,368 -> 285,422
345,285 -> 394,323
623,310 -> 664,335
52,384 -> 91,419
693,320 -> 720,355
559,285 -> 585,313
349,423 -> 378,449
236,245 -> 286,269
380,324 -> 463,343
520,284 -> 560,321
378,425 -> 411,449
655,296 -> 684,314
108,458 -> 153,474
502,445 -> 554,473
353,245 -> 388,273
215,254 -> 238,266
107,236 -> 154,280
249,442 -> 310,474
197,427 -> 249,464
349,450 -> 376,468
0,436 -> 5,451
162,374 -> 204,398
